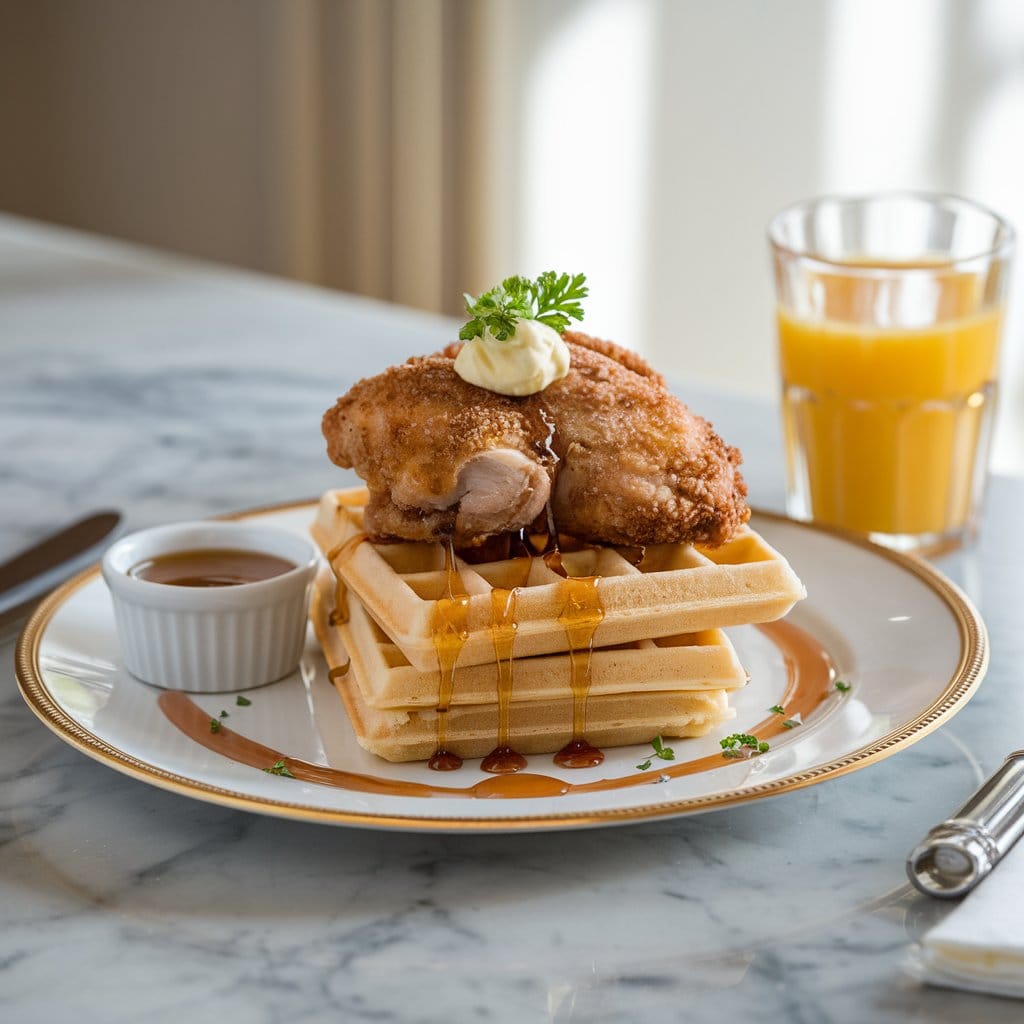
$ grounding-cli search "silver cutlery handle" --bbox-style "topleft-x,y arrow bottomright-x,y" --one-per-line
908,750 -> 1024,898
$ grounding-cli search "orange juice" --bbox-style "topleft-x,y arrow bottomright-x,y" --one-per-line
778,269 -> 1002,539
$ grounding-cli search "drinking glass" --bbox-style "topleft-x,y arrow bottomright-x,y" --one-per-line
769,192 -> 1014,552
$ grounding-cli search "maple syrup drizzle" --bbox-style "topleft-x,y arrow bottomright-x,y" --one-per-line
480,747 -> 528,775
553,574 -> 605,768
480,585 -> 528,774
511,528 -> 534,560
326,533 -> 367,625
160,619 -> 835,800
428,539 -> 470,771
535,504 -> 607,769
618,545 -> 647,568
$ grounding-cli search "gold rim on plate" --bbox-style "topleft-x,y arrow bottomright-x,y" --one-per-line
14,501 -> 988,832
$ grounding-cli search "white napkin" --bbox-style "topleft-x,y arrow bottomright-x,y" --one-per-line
908,840 -> 1024,998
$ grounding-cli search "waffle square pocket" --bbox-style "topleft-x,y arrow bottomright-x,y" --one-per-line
311,487 -> 806,672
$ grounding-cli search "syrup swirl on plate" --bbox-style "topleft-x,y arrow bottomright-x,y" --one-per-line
158,619 -> 834,800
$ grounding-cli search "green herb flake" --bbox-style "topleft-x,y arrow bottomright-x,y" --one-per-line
768,704 -> 785,715
720,733 -> 760,750
835,680 -> 852,693
209,718 -> 221,734
782,719 -> 799,729
460,272 -> 588,341
651,735 -> 676,761
720,733 -> 769,759
264,760 -> 295,778
219,710 -> 229,718
236,695 -> 252,706
637,735 -> 677,771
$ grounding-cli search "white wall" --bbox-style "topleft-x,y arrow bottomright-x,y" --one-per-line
512,0 -> 1024,471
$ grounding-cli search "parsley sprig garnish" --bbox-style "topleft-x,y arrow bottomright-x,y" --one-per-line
835,680 -> 852,693
209,718 -> 221,734
264,760 -> 295,778
236,695 -> 252,706
636,734 -> 676,771
720,733 -> 769,758
459,271 -> 588,341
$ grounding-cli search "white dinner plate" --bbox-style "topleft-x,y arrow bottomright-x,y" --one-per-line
16,502 -> 986,832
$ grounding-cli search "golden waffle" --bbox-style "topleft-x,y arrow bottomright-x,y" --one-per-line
312,487 -> 805,672
310,575 -> 735,762
335,667 -> 733,762
312,567 -> 747,708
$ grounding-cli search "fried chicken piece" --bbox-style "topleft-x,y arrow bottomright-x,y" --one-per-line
322,333 -> 749,547
323,356 -> 556,544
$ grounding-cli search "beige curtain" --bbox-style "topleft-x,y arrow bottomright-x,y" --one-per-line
0,0 -> 514,316
317,0 -> 514,313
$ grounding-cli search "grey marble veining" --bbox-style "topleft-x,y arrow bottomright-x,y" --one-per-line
2,214 -> 1023,1023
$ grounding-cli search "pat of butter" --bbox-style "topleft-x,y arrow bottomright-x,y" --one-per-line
454,319 -> 570,396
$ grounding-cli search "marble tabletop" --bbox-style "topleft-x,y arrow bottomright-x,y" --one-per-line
2,214 -> 1023,1023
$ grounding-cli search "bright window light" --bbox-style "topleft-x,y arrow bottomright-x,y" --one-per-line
519,0 -> 656,353
966,1 -> 1024,473
823,0 -> 947,189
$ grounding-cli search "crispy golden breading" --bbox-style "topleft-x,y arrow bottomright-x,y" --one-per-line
322,332 -> 749,547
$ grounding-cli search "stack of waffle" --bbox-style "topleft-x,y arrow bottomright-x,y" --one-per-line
310,487 -> 805,764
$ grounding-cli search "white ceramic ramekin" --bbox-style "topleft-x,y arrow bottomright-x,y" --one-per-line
101,521 -> 318,693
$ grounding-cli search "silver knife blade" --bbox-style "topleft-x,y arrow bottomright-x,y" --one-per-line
0,511 -> 121,601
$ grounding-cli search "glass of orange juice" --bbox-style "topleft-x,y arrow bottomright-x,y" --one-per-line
769,193 -> 1014,552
